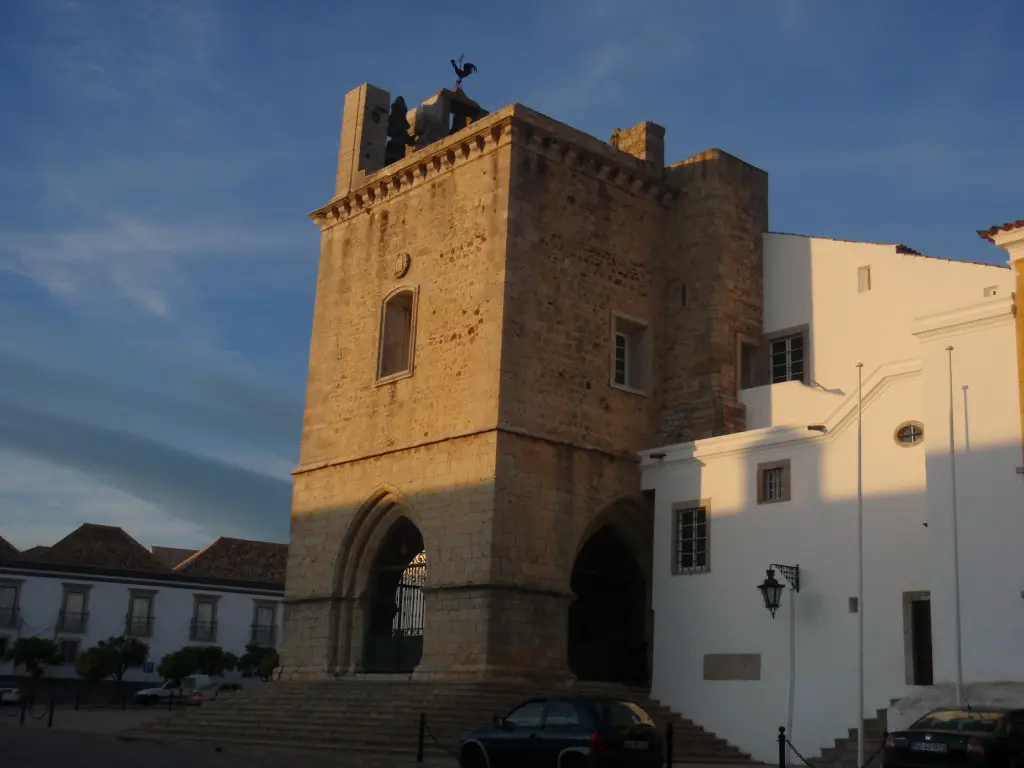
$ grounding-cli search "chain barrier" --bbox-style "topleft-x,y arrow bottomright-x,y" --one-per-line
421,717 -> 459,756
780,726 -> 888,768
27,703 -> 51,721
784,736 -> 819,768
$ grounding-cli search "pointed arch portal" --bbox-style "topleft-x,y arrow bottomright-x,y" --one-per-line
363,516 -> 426,673
568,524 -> 649,685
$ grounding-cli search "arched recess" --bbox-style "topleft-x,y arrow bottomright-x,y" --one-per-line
329,486 -> 427,674
362,516 -> 426,673
567,495 -> 653,686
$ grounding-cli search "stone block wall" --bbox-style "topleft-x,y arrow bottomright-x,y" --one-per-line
659,149 -> 769,443
281,87 -> 768,682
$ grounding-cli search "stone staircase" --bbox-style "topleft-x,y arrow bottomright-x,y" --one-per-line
809,701 -> 896,768
124,679 -> 758,764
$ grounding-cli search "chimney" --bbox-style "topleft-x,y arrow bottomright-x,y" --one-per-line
610,122 -> 666,172
979,219 -> 1024,471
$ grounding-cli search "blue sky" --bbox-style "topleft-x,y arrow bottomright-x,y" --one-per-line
0,0 -> 1020,550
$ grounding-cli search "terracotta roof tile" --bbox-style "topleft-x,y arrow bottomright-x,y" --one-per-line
173,537 -> 288,585
26,523 -> 170,572
978,220 -> 1024,243
149,546 -> 198,569
0,535 -> 18,561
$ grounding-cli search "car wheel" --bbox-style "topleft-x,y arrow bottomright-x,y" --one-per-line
560,753 -> 587,768
459,743 -> 487,768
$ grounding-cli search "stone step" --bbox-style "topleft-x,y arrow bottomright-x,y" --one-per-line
127,680 -> 756,764
145,727 -> 746,761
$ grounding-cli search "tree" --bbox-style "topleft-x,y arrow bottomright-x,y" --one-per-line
157,646 -> 236,680
75,636 -> 149,683
258,648 -> 280,680
157,650 -> 194,681
4,637 -> 59,677
239,643 -> 279,681
75,647 -> 111,683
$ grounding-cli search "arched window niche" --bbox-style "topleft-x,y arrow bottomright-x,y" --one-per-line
376,286 -> 418,382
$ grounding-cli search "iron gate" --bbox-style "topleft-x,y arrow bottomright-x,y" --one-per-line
365,550 -> 426,672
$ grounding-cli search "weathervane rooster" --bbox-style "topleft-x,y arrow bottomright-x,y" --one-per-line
450,54 -> 478,89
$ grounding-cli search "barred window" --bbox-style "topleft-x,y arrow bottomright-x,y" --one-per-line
757,460 -> 792,505
673,506 -> 709,574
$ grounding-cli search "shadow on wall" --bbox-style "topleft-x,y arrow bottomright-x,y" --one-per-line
651,420 -> 1024,766
282,470 -> 654,686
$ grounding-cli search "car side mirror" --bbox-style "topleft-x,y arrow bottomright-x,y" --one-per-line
500,718 -> 514,731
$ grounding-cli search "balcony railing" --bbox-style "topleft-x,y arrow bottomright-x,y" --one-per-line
125,614 -> 154,638
189,619 -> 218,642
0,606 -> 19,629
250,624 -> 276,646
57,610 -> 89,633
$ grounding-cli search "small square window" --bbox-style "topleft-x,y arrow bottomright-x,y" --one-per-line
757,460 -> 791,504
857,266 -> 872,293
673,506 -> 709,574
983,285 -> 998,298
610,313 -> 650,393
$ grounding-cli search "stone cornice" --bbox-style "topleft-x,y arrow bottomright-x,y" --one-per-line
308,104 -> 680,230
309,106 -> 516,230
912,296 -> 1015,341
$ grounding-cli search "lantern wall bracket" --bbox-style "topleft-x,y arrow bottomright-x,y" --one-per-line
770,563 -> 801,593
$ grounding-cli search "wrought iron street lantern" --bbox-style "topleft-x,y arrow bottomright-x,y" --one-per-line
757,564 -> 800,619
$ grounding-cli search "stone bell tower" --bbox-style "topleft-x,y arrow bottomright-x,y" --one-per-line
279,81 -> 768,683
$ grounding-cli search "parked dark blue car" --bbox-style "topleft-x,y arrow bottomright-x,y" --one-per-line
458,695 -> 664,768
883,707 -> 1024,768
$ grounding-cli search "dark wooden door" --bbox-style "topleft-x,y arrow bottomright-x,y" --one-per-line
911,599 -> 933,686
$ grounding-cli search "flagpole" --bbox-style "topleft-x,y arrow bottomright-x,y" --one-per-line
856,362 -> 864,768
946,345 -> 964,706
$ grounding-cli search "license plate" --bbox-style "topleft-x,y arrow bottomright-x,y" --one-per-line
911,741 -> 947,753
624,740 -> 649,750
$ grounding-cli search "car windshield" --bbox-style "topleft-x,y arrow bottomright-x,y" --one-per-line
912,710 -> 1005,734
598,700 -> 656,728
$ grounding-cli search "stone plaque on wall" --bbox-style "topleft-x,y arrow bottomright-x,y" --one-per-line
703,653 -> 762,681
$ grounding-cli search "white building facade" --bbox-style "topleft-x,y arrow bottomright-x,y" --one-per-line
640,225 -> 1024,763
0,525 -> 285,682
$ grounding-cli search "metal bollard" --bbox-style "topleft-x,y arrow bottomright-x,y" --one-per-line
417,711 -> 426,763
74,691 -> 79,711
666,721 -> 674,768
778,726 -> 786,768
47,696 -> 55,728
168,690 -> 174,711
0,690 -> 4,707
121,691 -> 127,711
19,696 -> 27,726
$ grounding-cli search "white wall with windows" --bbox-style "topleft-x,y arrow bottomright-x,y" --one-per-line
739,234 -> 1015,429
639,233 -> 1023,764
0,567 -> 283,681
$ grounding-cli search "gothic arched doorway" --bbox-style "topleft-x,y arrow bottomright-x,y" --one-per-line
568,525 -> 648,685
363,516 -> 426,673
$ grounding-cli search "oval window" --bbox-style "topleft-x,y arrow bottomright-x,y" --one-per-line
895,421 -> 924,447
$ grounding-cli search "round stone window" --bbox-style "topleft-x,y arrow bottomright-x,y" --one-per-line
894,421 -> 924,447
